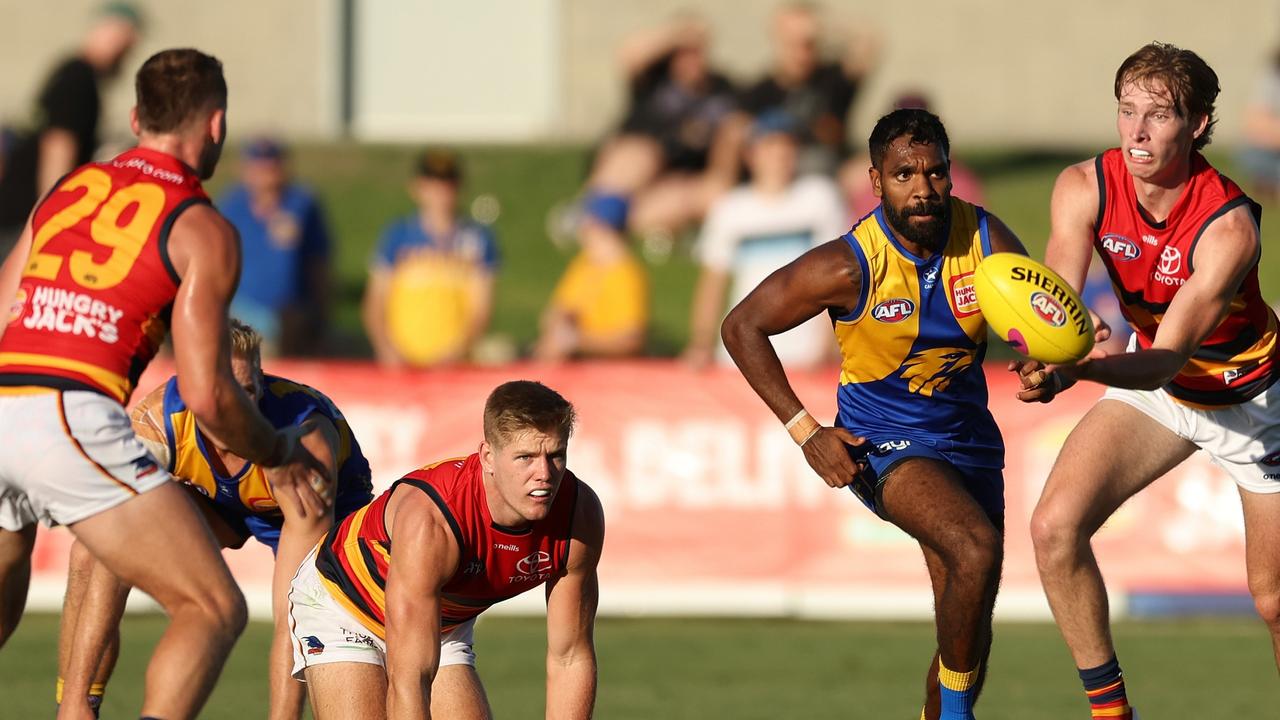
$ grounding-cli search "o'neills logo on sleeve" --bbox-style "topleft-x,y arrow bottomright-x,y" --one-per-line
1008,266 -> 1088,335
19,285 -> 122,343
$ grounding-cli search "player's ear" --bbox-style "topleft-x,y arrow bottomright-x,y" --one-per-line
208,108 -> 226,145
479,439 -> 495,476
869,166 -> 883,198
1190,112 -> 1209,141
129,107 -> 140,136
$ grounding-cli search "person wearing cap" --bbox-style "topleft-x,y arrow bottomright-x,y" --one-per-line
683,110 -> 845,370
535,193 -> 649,362
0,3 -> 143,253
362,149 -> 499,368
218,138 -> 333,356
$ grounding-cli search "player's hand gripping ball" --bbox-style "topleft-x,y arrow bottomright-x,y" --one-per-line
974,253 -> 1094,364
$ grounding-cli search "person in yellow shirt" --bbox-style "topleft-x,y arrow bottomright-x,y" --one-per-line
536,193 -> 648,360
361,150 -> 499,367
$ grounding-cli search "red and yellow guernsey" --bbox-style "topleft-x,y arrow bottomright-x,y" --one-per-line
0,147 -> 209,403
1094,148 -> 1277,407
315,453 -> 579,639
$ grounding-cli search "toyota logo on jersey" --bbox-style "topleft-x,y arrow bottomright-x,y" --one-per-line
516,551 -> 553,575
1157,246 -> 1182,276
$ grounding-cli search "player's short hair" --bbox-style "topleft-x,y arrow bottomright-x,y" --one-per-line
868,108 -> 950,170
1114,42 -> 1219,151
228,318 -> 262,365
134,48 -> 227,133
483,381 -> 576,447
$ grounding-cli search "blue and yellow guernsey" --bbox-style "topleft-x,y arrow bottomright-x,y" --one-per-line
833,197 -> 1003,470
131,374 -> 374,551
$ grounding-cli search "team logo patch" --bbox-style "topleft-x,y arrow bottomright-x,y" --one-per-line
303,635 -> 325,655
1157,245 -> 1182,275
949,273 -> 979,317
1029,291 -> 1067,328
7,286 -> 27,325
132,456 -> 159,478
516,551 -> 553,576
872,298 -> 916,323
1100,234 -> 1140,261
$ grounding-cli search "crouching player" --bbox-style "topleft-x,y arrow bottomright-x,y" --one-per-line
288,380 -> 605,720
57,320 -> 373,720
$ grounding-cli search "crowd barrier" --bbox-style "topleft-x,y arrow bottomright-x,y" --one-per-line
25,360 -> 1252,620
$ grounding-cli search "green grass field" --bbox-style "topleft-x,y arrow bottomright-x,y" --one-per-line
205,143 -> 1280,360
3,613 -> 1275,718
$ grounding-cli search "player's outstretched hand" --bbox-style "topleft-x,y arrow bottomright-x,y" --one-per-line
1089,308 -> 1112,345
1009,359 -> 1059,404
801,427 -> 866,489
265,419 -> 335,519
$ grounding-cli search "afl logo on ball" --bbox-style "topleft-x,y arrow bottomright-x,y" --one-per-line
872,298 -> 916,323
1100,234 -> 1140,261
1029,291 -> 1067,328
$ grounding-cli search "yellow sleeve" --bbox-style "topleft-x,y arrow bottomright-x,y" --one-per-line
550,254 -> 586,312
130,383 -> 172,470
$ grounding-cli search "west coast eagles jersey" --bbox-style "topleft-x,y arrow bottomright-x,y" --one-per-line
832,198 -> 1003,469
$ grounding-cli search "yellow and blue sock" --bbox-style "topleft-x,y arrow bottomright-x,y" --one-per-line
1078,655 -> 1133,719
938,659 -> 979,720
55,676 -> 105,718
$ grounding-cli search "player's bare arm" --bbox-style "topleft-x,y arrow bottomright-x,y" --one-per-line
544,483 -> 605,720
721,239 -> 866,489
269,414 -> 340,720
1015,162 -> 1113,402
1061,204 -> 1260,390
1044,160 -> 1103,291
0,215 -> 35,345
167,205 -> 330,516
383,487 -> 461,720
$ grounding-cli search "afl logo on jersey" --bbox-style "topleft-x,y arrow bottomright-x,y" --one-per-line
1101,234 -> 1140,261
1029,291 -> 1068,328
872,298 -> 916,323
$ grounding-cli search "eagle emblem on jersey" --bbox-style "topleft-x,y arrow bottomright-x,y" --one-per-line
898,347 -> 976,396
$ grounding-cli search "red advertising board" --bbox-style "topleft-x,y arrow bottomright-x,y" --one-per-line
24,361 -> 1250,619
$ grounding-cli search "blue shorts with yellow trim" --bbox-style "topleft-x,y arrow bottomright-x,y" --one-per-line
845,434 -> 1004,521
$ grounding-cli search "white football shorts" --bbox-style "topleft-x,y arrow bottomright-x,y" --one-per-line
288,546 -> 478,680
1103,377 -> 1280,494
0,389 -> 169,530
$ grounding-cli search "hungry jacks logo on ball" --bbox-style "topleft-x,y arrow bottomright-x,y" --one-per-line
1009,266 -> 1088,335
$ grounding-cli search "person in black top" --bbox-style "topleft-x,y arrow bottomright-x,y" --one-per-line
725,3 -> 879,180
0,3 -> 142,251
585,14 -> 739,238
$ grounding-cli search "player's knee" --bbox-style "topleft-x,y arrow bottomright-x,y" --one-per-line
1251,588 -> 1280,630
1029,503 -> 1082,560
179,583 -> 247,640
948,524 -> 1002,579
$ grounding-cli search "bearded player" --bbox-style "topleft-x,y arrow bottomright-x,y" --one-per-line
288,380 -> 604,720
723,108 -> 1041,720
0,48 -> 330,720
1017,42 -> 1280,718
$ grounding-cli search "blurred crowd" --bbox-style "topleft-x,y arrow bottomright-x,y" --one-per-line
9,2 -> 1278,370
